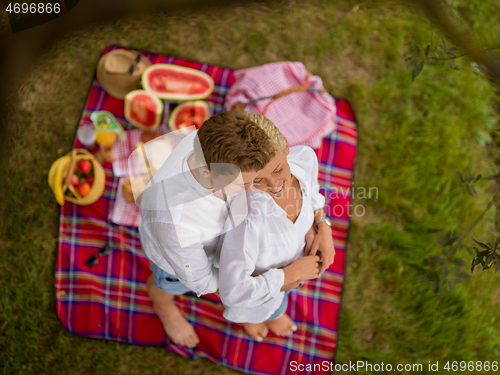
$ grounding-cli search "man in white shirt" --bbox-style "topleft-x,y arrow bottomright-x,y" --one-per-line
139,111 -> 321,347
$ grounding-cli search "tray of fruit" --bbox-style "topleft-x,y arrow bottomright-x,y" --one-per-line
48,148 -> 106,205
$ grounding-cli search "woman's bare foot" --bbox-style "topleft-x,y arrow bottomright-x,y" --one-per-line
146,275 -> 200,348
242,322 -> 269,342
267,314 -> 298,337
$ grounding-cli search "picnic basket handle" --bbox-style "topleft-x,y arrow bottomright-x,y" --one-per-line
232,71 -> 326,114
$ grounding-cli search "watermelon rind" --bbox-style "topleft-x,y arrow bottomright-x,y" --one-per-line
142,64 -> 215,101
168,100 -> 210,135
124,90 -> 164,130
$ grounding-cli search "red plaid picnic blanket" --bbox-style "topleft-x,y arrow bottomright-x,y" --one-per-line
55,45 -> 357,375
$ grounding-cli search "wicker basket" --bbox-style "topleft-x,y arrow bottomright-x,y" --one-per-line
53,148 -> 106,205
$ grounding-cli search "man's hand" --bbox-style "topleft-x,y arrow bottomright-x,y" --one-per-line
309,224 -> 335,276
304,224 -> 316,255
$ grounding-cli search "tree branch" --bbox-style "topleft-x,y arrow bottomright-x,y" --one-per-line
411,0 -> 500,81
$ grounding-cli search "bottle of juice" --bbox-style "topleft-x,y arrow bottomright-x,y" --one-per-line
90,111 -> 125,162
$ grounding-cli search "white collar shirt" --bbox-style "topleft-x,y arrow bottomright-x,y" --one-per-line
219,145 -> 326,323
139,130 -> 243,296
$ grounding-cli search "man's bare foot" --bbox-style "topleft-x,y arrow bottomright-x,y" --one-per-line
153,302 -> 200,348
242,322 -> 269,342
267,314 -> 298,337
146,275 -> 199,348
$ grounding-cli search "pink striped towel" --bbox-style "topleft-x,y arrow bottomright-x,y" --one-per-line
224,61 -> 337,149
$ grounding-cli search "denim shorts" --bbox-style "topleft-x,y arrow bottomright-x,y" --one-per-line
266,290 -> 291,321
266,279 -> 305,321
141,238 -> 191,295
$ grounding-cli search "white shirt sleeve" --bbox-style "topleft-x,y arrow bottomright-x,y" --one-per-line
219,219 -> 285,308
306,147 -> 326,211
142,221 -> 219,296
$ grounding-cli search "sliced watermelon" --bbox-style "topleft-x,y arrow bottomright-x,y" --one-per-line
142,64 -> 215,101
168,101 -> 210,135
124,90 -> 163,130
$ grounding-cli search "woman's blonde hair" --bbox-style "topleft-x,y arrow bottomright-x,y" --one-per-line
245,112 -> 287,153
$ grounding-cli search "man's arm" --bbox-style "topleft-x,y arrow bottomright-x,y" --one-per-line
306,147 -> 335,275
143,221 -> 219,296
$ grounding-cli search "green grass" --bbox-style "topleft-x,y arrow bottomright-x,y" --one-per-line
2,0 -> 500,374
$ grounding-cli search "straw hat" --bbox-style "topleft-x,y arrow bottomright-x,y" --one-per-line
96,49 -> 151,99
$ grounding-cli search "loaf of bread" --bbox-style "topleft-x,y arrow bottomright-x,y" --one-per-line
122,178 -> 135,203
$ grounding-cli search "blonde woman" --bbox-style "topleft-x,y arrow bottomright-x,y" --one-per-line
219,114 -> 335,341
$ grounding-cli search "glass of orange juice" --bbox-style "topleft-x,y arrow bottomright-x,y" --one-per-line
90,111 -> 125,162
95,130 -> 117,147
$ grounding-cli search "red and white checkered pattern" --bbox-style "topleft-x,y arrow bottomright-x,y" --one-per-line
112,124 -> 169,177
109,177 -> 141,227
111,125 -> 186,227
224,61 -> 337,149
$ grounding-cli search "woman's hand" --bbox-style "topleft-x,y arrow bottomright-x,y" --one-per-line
281,255 -> 321,291
309,224 -> 335,276
280,279 -> 302,291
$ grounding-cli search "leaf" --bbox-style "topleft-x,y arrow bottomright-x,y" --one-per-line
472,257 -> 483,267
412,61 -> 425,82
445,52 -> 456,58
464,245 -> 473,255
455,171 -> 463,182
466,184 -> 476,196
437,232 -> 459,247
433,51 -> 439,58
425,45 -> 430,57
405,55 -> 414,61
442,39 -> 446,51
451,258 -> 466,266
473,238 -> 491,250
447,61 -> 463,70
408,263 -> 427,273
473,174 -> 482,183
426,228 -> 443,234
440,264 -> 447,287
447,47 -> 458,52
456,271 -> 471,279
432,273 -> 439,293
429,255 -> 443,264
465,171 -> 472,181
412,40 -> 420,56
